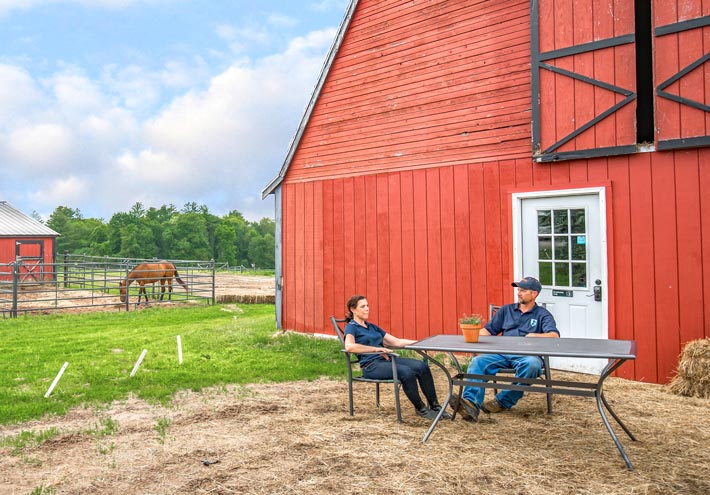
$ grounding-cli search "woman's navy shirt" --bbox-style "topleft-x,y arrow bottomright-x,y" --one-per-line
344,320 -> 387,368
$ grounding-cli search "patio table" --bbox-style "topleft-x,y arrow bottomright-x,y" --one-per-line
404,335 -> 638,469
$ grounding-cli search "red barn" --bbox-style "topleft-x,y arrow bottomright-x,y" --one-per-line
263,0 -> 710,384
0,201 -> 59,282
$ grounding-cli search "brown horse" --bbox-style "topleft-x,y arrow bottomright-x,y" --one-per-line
119,261 -> 188,304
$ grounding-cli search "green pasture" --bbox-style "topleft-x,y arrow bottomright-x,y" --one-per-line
0,304 -> 342,425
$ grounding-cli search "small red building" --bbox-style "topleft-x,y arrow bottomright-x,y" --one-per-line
0,201 -> 59,282
263,0 -> 710,384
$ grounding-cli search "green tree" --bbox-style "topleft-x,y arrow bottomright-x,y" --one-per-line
164,213 -> 210,260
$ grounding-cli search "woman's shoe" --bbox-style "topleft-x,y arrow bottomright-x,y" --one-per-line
429,403 -> 453,420
415,406 -> 439,420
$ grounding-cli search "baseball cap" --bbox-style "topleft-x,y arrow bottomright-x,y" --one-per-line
511,276 -> 542,292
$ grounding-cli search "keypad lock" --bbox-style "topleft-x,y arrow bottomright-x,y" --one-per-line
593,280 -> 602,302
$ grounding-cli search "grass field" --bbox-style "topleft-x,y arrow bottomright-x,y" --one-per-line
0,304 -> 341,425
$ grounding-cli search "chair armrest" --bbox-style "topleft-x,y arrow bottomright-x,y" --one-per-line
340,349 -> 399,357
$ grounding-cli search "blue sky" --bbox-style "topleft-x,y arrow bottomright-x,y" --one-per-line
0,0 -> 348,221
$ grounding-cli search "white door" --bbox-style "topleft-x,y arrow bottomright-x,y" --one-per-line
517,190 -> 608,374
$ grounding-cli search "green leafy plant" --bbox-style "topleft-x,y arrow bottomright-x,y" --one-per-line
459,314 -> 483,325
0,428 -> 60,455
154,417 -> 172,444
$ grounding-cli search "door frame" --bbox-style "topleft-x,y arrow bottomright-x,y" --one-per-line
511,186 -> 609,339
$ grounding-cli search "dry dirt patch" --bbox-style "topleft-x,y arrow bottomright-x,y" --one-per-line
1,371 -> 708,494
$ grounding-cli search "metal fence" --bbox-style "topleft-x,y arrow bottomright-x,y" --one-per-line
0,254 -> 216,318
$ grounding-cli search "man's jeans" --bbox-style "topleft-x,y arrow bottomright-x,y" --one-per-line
461,353 -> 543,409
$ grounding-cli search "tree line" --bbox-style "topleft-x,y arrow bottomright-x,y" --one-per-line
43,202 -> 275,268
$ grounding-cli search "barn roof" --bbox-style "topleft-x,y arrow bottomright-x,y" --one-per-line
0,201 -> 60,237
261,0 -> 359,199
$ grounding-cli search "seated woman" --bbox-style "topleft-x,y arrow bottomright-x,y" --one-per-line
343,294 -> 450,420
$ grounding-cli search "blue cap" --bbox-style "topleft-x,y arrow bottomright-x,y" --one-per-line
512,277 -> 542,292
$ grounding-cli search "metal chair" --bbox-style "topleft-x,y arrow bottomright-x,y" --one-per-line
330,316 -> 402,422
488,304 -> 553,414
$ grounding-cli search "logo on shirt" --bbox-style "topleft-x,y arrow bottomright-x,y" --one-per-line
530,319 -> 538,327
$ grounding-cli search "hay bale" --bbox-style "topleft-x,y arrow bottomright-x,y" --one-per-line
668,338 -> 710,398
216,294 -> 275,304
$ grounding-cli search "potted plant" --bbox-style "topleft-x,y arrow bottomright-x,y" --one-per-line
459,313 -> 484,343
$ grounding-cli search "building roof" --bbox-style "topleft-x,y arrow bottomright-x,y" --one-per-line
261,0 -> 359,199
0,201 -> 60,237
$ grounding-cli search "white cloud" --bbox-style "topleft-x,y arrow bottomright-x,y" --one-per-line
6,123 -> 76,173
0,25 -> 337,221
0,64 -> 43,125
28,175 -> 89,207
48,70 -> 105,116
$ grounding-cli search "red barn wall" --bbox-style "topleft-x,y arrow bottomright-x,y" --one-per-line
278,0 -> 710,384
0,237 -> 56,281
281,150 -> 710,384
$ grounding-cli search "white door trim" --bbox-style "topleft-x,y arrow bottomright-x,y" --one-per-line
511,187 -> 609,338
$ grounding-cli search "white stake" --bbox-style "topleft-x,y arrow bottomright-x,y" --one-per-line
45,362 -> 69,398
130,349 -> 148,377
177,335 -> 183,364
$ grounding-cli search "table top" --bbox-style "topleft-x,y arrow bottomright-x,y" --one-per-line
405,335 -> 636,360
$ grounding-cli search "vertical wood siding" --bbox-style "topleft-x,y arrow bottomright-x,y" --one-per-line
536,0 -> 637,155
0,237 -> 55,281
280,151 -> 709,384
653,0 -> 710,144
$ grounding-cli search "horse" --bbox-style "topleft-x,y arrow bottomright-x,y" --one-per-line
119,261 -> 188,304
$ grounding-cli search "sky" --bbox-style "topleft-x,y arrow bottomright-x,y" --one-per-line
0,0 -> 349,222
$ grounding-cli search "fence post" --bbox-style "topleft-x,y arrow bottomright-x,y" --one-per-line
124,262 -> 130,311
103,256 -> 108,294
211,259 -> 216,305
11,261 -> 18,318
63,251 -> 69,288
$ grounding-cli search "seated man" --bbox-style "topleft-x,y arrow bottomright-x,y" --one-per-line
451,277 -> 559,421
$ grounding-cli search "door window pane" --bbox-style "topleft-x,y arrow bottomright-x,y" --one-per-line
572,235 -> 586,260
538,210 -> 551,234
571,209 -> 586,234
553,210 -> 568,234
538,236 -> 552,260
539,262 -> 552,285
555,262 -> 570,286
554,237 -> 569,260
572,263 -> 587,287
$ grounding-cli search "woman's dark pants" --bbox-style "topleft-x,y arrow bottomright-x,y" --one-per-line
363,357 -> 437,410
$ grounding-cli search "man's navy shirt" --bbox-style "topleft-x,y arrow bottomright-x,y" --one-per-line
485,303 -> 559,337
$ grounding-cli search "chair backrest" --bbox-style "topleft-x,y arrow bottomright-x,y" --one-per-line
489,302 -> 546,320
330,316 -> 348,347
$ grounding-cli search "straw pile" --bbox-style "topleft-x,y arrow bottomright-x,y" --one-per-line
669,338 -> 710,398
216,294 -> 275,304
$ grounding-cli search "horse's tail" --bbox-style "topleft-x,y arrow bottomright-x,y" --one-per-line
174,269 -> 188,292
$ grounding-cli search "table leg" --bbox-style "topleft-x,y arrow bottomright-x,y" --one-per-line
595,358 -> 636,470
413,350 -> 453,443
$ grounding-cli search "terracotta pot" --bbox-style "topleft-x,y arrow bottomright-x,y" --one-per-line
459,323 -> 481,343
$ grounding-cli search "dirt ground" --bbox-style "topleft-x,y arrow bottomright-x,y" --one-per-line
1,366 -> 708,495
